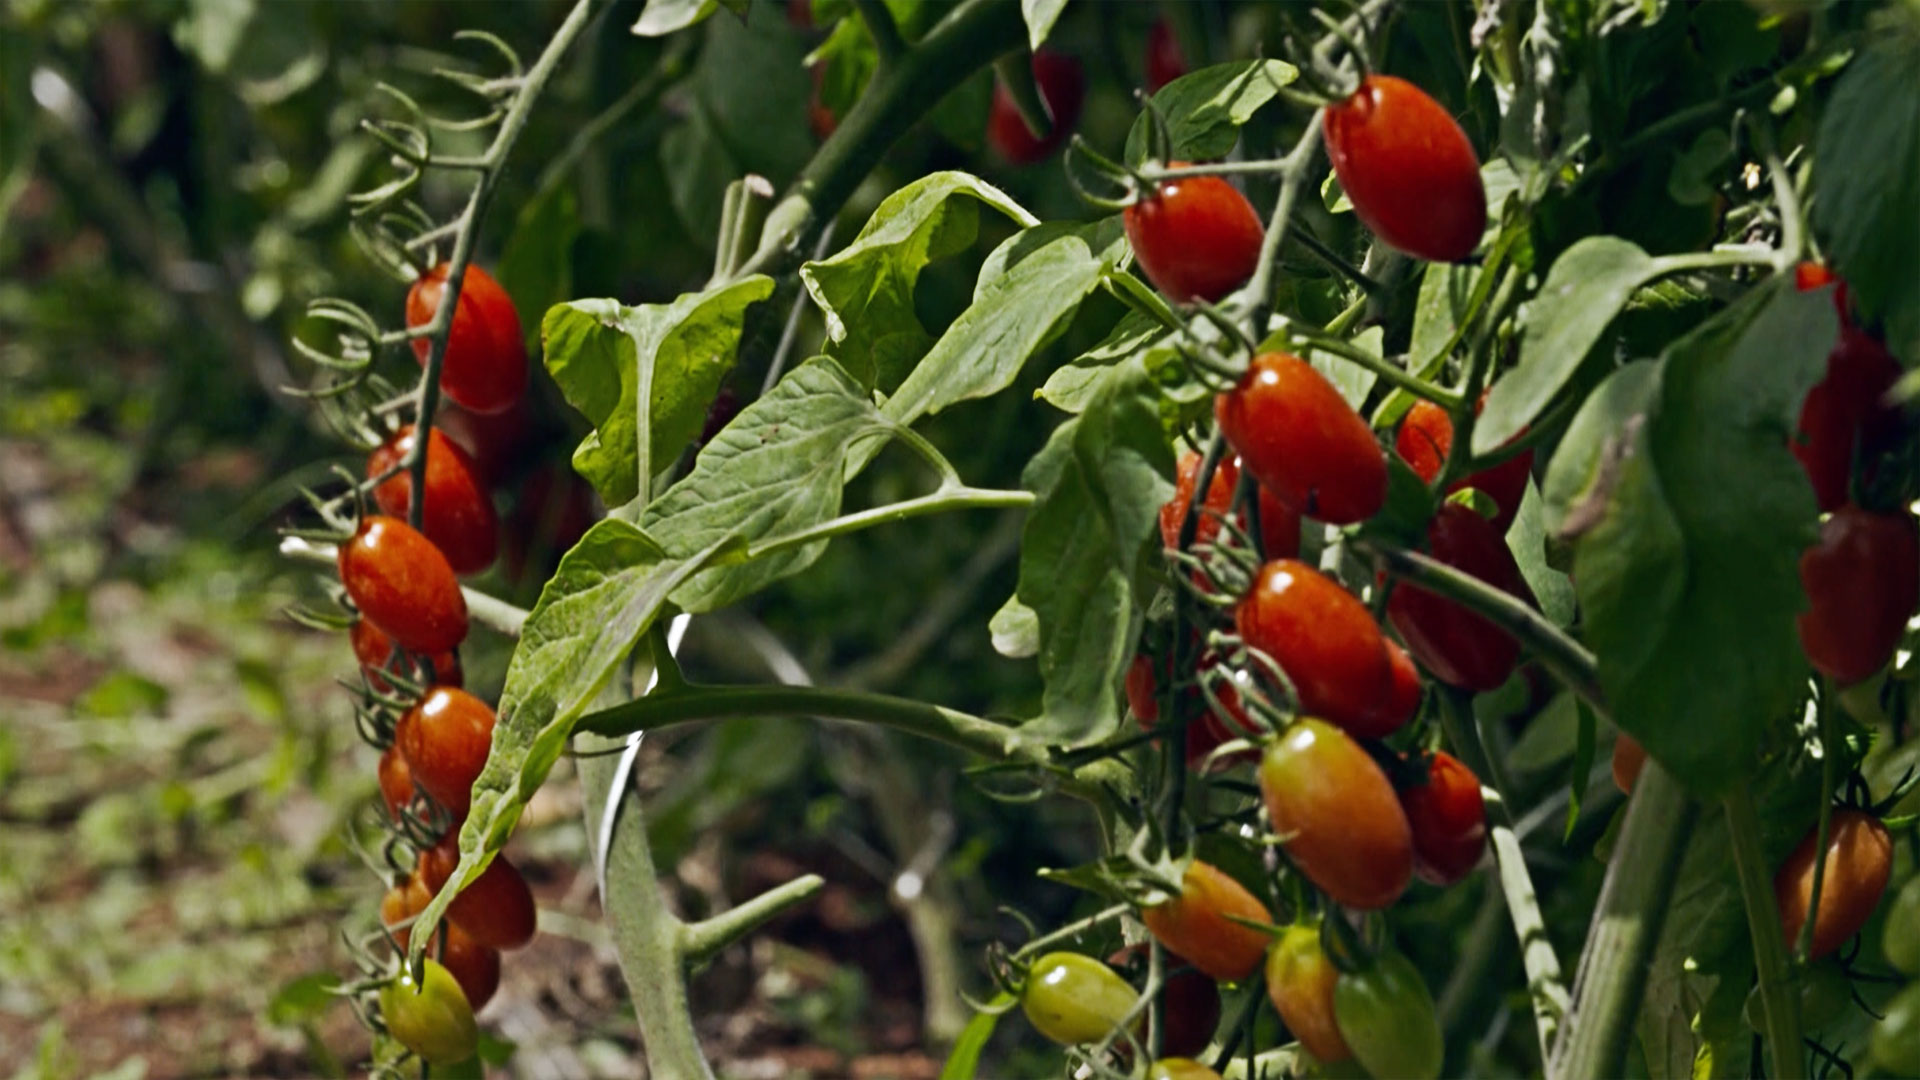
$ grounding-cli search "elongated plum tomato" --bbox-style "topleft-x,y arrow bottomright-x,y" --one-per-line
1798,505 -> 1919,684
396,686 -> 496,815
378,877 -> 503,1012
1333,950 -> 1443,1080
367,426 -> 499,576
1366,642 -> 1422,731
1236,560 -> 1398,737
350,618 -> 461,694
1265,924 -> 1352,1064
419,832 -> 539,951
1260,718 -> 1413,909
1793,329 -> 1903,512
1216,353 -> 1387,526
1387,503 -> 1535,692
987,52 -> 1085,165
380,958 -> 479,1066
1142,860 -> 1274,981
338,516 -> 468,655
381,874 -> 433,945
1400,751 -> 1486,886
1144,18 -> 1186,91
1612,733 -> 1647,794
1159,452 -> 1303,560
1108,943 -> 1220,1058
406,263 -> 527,416
1021,952 -> 1139,1045
1147,1061 -> 1221,1080
1774,808 -> 1892,961
1124,163 -> 1264,304
1395,398 -> 1534,535
378,744 -> 416,820
1324,75 -> 1486,263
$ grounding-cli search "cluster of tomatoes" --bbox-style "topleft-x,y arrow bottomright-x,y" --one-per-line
331,263 -> 548,1067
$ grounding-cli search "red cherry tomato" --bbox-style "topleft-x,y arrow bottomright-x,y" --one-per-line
407,263 -> 528,416
379,744 -> 417,820
1145,18 -> 1187,91
381,874 -> 433,945
367,426 -> 499,577
1130,653 -> 1260,769
1793,331 -> 1903,512
1107,943 -> 1221,1059
1265,923 -> 1352,1064
420,834 -> 539,952
1394,398 -> 1534,535
432,920 -> 502,1013
1216,353 -> 1387,526
396,686 -> 495,815
1400,751 -> 1487,886
339,516 -> 468,655
1366,642 -> 1423,731
1795,261 -> 1851,323
988,52 -> 1085,165
1259,718 -> 1414,910
1124,164 -> 1264,305
1160,452 -> 1239,551
1612,733 -> 1647,794
1775,808 -> 1893,961
1127,654 -> 1161,723
1797,505 -> 1920,684
1324,75 -> 1486,262
1236,560 -> 1399,738
351,618 -> 461,693
1142,860 -> 1275,982
1256,486 -> 1303,561
1387,503 -> 1536,692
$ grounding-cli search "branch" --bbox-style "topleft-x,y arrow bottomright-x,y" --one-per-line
853,0 -> 907,64
680,874 -> 827,964
1727,785 -> 1807,1080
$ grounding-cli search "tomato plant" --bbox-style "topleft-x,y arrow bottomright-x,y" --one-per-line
1386,503 -> 1535,692
1323,75 -> 1486,262
1400,751 -> 1487,887
395,686 -> 497,815
1124,165 -> 1264,305
1107,943 -> 1221,1058
1264,924 -> 1351,1065
1216,352 -> 1386,526
1236,559 -> 1399,737
1259,718 -> 1412,910
1332,950 -> 1443,1080
1775,808 -> 1892,961
1020,952 -> 1138,1046
1146,1059 -> 1219,1080
367,425 -> 499,577
1743,958 -> 1850,1034
406,262 -> 528,416
1796,504 -> 1919,684
1141,860 -> 1274,982
380,958 -> 479,1066
988,52 -> 1084,165
337,515 -> 468,655
1885,874 -> 1920,975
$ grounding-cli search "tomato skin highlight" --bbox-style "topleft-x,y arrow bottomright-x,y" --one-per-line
1332,950 -> 1444,1080
396,686 -> 497,815
988,52 -> 1085,165
350,618 -> 462,694
406,263 -> 528,416
1387,503 -> 1536,692
378,744 -> 416,820
1216,353 -> 1387,526
1236,560 -> 1398,737
1265,924 -> 1353,1064
1797,505 -> 1919,685
1144,18 -> 1186,91
1774,808 -> 1892,961
1793,330 -> 1903,512
1124,165 -> 1264,304
1400,751 -> 1487,886
339,516 -> 469,655
1021,952 -> 1140,1045
380,958 -> 480,1066
367,426 -> 499,576
1394,398 -> 1533,534
1324,75 -> 1486,263
1141,860 -> 1275,982
1259,718 -> 1414,910
419,834 -> 539,952
1612,733 -> 1647,795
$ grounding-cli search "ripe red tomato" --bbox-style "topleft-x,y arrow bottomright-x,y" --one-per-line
1793,332 -> 1904,512
1142,860 -> 1274,982
1257,486 -> 1303,561
381,958 -> 479,1066
420,834 -> 539,952
1612,733 -> 1647,795
1324,74 -> 1486,263
1126,654 -> 1161,724
1259,718 -> 1413,910
1366,642 -> 1423,731
1160,452 -> 1239,551
1236,560 -> 1400,737
1394,398 -> 1534,535
339,516 -> 469,655
1124,164 -> 1264,305
432,920 -> 502,1013
396,686 -> 496,815
367,426 -> 499,577
1775,808 -> 1892,961
1795,261 -> 1851,323
1020,952 -> 1139,1045
381,873 -> 433,945
350,618 -> 461,693
435,396 -> 530,487
406,263 -> 528,416
1400,751 -> 1486,886
1108,944 -> 1221,1059
1387,503 -> 1536,692
1265,924 -> 1352,1064
1130,654 -> 1259,769
1145,19 -> 1186,91
1216,353 -> 1387,526
379,743 -> 417,820
1797,505 -> 1919,684
988,52 -> 1085,165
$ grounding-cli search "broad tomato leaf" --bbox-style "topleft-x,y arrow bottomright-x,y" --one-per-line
1508,479 -> 1574,626
801,171 -> 1036,392
690,8 -> 814,185
543,276 -> 774,507
1038,310 -> 1166,415
661,106 -> 739,247
1305,326 -> 1382,410
1123,59 -> 1301,165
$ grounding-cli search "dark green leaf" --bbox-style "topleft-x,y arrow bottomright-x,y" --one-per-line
1507,480 -> 1574,626
1305,327 -> 1382,410
690,7 -> 815,183
1123,60 -> 1300,165
661,107 -> 739,248
498,186 -> 580,346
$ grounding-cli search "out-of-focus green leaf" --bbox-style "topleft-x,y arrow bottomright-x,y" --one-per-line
633,0 -> 723,37
499,186 -> 581,348
940,992 -> 1017,1080
1124,60 -> 1300,165
266,972 -> 343,1027
1020,0 -> 1067,51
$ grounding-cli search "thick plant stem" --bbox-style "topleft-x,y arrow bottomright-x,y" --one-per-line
681,874 -> 826,963
1727,785 -> 1807,1080
1548,761 -> 1697,1080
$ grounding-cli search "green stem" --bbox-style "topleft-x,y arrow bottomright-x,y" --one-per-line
853,0 -> 907,63
1294,332 -> 1465,409
1009,903 -> 1131,962
749,485 -> 1033,561
1289,226 -> 1386,294
1243,114 -> 1325,341
1728,784 -> 1807,1080
1547,761 -> 1697,1080
1798,681 -> 1836,963
680,874 -> 827,964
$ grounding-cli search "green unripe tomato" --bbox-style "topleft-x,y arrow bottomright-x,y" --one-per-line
1021,951 -> 1139,1046
1873,981 -> 1920,1076
1885,875 -> 1920,975
1742,959 -> 1851,1033
1332,950 -> 1442,1080
381,958 -> 480,1065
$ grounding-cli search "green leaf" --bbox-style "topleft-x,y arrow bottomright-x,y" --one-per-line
265,971 -> 342,1027
1507,691 -> 1580,774
1123,60 -> 1301,165
633,0 -> 721,36
1020,0 -> 1067,52
689,7 -> 816,184
1545,282 -> 1832,795
661,106 -> 739,248
1038,311 -> 1167,414
1507,479 -> 1574,626
498,186 -> 580,346
1476,236 -> 1658,454
939,992 -> 1018,1080
1016,364 -> 1174,745
800,171 -> 1036,392
1813,30 -> 1920,362
642,357 -> 894,613
543,276 -> 774,507
410,522 -> 740,971
1305,326 -> 1382,410
172,0 -> 256,73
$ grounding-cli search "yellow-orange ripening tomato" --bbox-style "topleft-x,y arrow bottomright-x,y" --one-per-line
406,263 -> 528,416
1141,860 -> 1275,981
1265,924 -> 1353,1064
1775,808 -> 1892,960
1259,719 -> 1413,910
